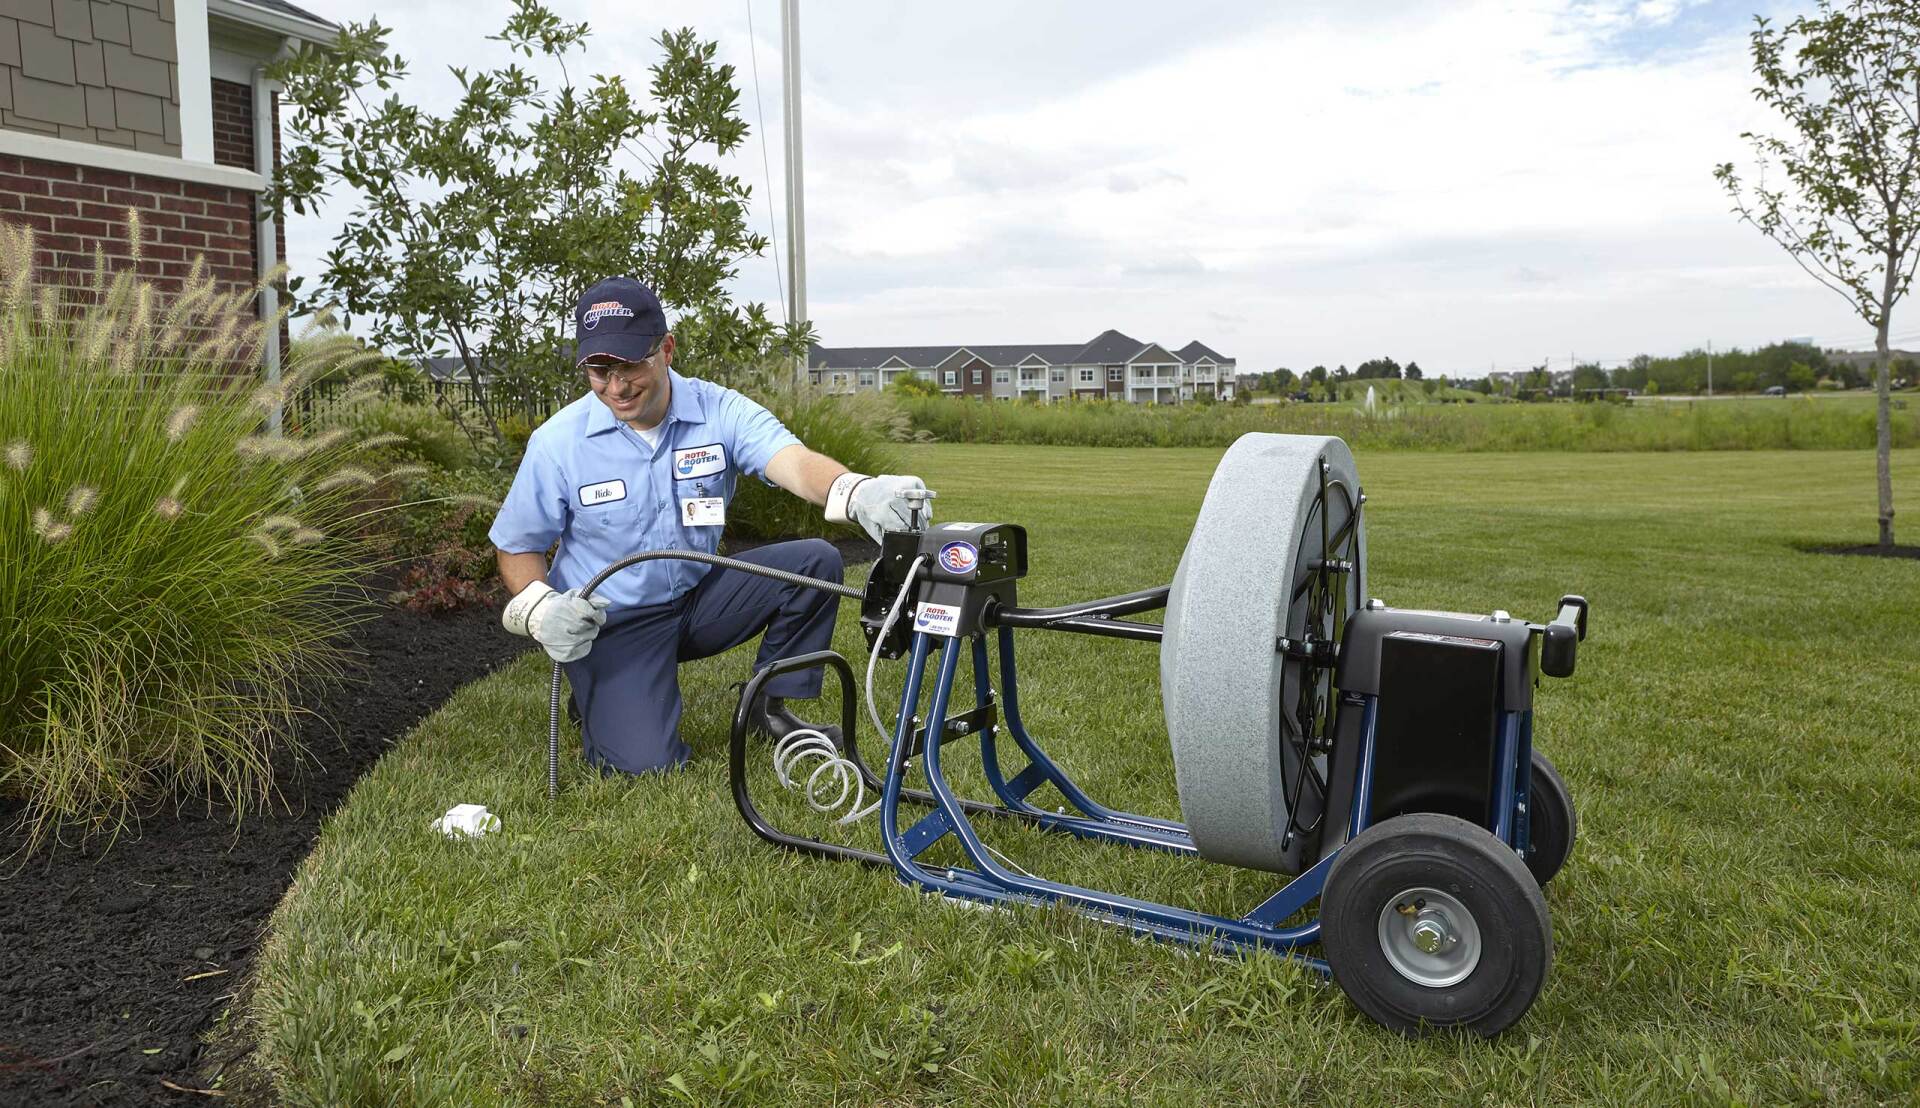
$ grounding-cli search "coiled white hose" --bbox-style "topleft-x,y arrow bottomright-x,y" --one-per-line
771,554 -> 927,824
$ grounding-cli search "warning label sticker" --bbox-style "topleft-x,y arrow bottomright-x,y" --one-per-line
913,602 -> 962,638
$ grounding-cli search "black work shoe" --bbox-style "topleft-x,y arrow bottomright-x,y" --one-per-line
749,696 -> 842,747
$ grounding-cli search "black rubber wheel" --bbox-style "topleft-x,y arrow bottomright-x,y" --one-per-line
1525,749 -> 1576,887
1321,812 -> 1552,1037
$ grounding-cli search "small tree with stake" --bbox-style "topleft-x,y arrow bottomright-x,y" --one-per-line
268,0 -> 808,443
1715,0 -> 1917,549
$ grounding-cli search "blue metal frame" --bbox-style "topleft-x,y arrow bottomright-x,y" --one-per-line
741,625 -> 1538,969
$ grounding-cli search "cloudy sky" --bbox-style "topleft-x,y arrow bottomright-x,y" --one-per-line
282,0 -> 1911,378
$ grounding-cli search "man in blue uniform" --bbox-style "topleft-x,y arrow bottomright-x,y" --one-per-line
489,276 -> 926,775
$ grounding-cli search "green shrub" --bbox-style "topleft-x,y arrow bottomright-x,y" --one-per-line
382,466 -> 513,612
729,386 -> 902,541
0,228 -> 388,850
311,394 -> 478,472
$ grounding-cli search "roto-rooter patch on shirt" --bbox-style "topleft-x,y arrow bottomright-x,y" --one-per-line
672,443 -> 727,480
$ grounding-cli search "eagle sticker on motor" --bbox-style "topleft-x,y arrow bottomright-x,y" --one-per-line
673,444 -> 727,480
937,541 -> 978,574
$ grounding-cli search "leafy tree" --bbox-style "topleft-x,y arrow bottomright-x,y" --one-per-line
1307,365 -> 1329,385
1355,356 -> 1402,380
269,1 -> 809,442
1715,0 -> 1918,546
1405,361 -> 1423,380
1272,367 -> 1299,393
1570,363 -> 1610,394
1788,361 -> 1819,391
1333,364 -> 1351,381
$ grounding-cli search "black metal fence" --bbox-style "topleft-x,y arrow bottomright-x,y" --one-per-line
292,376 -> 579,429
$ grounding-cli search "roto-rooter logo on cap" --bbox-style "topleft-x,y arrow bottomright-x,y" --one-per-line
581,300 -> 635,330
938,541 -> 978,574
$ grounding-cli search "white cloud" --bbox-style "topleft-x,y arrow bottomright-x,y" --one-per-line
283,0 -> 1862,376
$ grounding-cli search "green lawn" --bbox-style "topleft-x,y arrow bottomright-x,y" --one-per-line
230,446 -> 1920,1105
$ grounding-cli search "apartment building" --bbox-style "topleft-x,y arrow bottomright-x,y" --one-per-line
808,328 -> 1237,404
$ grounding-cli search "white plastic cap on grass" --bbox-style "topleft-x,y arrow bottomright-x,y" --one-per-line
432,803 -> 501,839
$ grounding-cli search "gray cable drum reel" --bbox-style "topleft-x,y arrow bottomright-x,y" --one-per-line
1160,433 -> 1367,874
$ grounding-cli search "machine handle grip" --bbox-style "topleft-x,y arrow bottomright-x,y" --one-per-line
1540,594 -> 1588,679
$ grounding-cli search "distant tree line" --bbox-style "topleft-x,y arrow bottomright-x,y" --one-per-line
1241,358 -> 1436,401
1246,341 -> 1913,400
1489,342 -> 1909,398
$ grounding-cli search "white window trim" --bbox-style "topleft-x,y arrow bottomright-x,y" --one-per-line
1077,368 -> 1096,384
1050,368 -> 1065,382
944,370 -> 958,386
994,369 -> 1011,384
1108,366 -> 1124,382
173,0 -> 216,163
0,129 -> 264,190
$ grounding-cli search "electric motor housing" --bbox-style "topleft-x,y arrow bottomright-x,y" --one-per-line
860,523 -> 1028,654
909,522 -> 1028,641
1317,606 -> 1542,860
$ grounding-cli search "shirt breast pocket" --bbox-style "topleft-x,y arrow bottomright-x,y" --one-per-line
576,497 -> 641,536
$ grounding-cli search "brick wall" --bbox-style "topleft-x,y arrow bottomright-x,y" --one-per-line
210,76 -> 248,168
0,0 -> 180,155
0,151 -> 256,295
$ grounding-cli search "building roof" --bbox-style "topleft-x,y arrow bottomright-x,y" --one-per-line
806,344 -> 962,370
809,330 -> 1235,371
1066,329 -> 1147,365
808,342 -> 1087,369
248,0 -> 336,23
421,356 -> 483,381
209,0 -> 341,42
1176,340 -> 1234,364
968,344 -> 1086,365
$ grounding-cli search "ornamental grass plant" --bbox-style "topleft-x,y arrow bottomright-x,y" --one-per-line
0,222 -> 392,853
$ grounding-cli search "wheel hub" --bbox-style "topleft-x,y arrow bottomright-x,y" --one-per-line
1378,886 -> 1482,987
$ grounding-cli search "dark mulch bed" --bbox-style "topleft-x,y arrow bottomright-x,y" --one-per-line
1806,542 -> 1920,560
0,536 -> 878,1106
0,596 -> 532,1107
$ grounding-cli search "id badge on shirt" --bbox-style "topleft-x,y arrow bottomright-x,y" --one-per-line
681,496 -> 726,527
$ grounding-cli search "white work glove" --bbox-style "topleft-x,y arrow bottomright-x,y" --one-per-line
825,472 -> 931,541
501,580 -> 612,663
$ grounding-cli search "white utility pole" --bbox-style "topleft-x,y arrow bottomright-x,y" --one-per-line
1707,340 -> 1714,397
781,0 -> 808,386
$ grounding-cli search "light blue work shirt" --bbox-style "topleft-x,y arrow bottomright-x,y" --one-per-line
488,369 -> 802,611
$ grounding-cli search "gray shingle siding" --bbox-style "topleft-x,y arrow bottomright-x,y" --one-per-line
1,0 -> 178,152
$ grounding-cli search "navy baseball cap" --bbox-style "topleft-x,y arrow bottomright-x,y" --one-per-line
573,276 -> 668,365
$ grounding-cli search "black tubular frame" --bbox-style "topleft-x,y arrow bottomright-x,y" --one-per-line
989,585 -> 1170,642
725,648 -> 1062,866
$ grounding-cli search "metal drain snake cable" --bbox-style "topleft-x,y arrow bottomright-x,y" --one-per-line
546,549 -> 866,801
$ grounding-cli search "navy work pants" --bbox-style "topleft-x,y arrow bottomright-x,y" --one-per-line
561,539 -> 844,775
